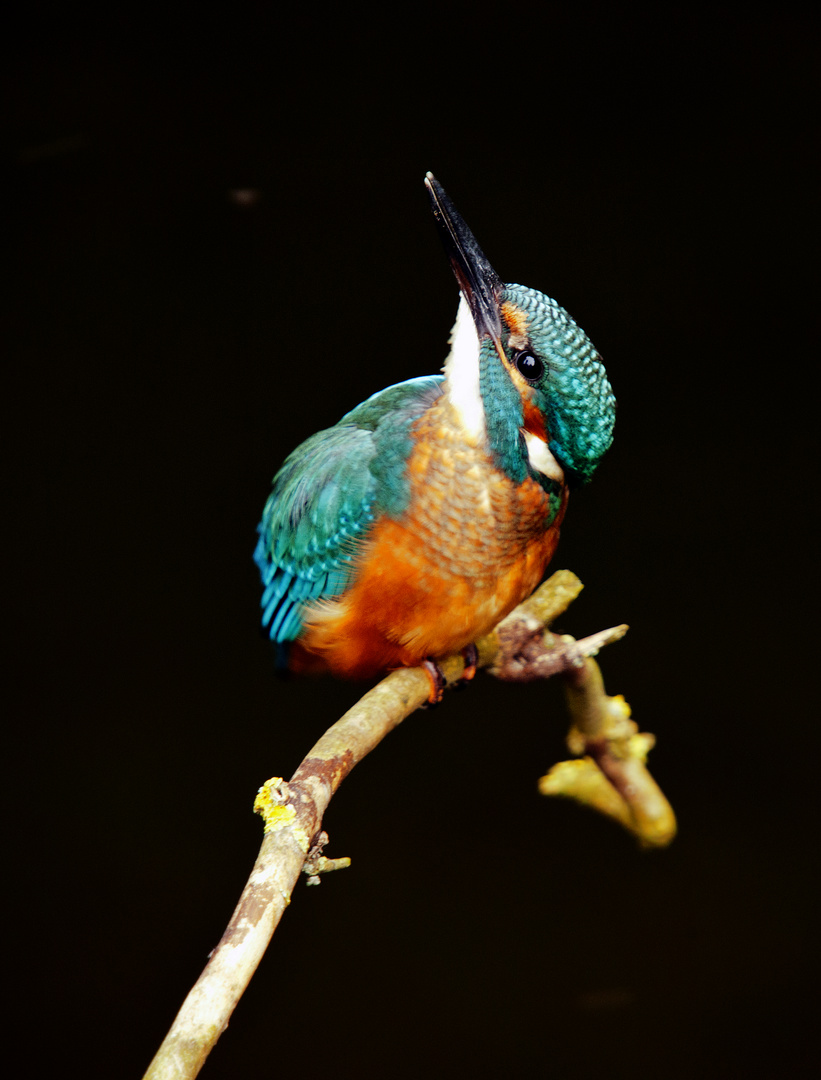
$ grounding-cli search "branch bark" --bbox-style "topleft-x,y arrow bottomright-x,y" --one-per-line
143,570 -> 674,1079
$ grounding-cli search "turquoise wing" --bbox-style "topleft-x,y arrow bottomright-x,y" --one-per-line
254,375 -> 444,650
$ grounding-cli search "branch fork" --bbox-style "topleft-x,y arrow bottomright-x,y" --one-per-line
144,570 -> 675,1080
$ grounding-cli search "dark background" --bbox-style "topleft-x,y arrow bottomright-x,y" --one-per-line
5,6 -> 818,1078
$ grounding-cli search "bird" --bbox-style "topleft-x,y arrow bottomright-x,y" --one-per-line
254,173 -> 615,701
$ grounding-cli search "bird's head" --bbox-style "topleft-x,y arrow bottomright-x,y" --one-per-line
426,173 -> 615,488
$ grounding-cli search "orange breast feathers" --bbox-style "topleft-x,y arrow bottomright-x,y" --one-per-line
289,399 -> 568,679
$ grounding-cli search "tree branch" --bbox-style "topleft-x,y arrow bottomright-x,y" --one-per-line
539,656 -> 677,849
143,570 -> 674,1079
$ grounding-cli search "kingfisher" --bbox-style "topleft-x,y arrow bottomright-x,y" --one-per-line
254,174 -> 615,700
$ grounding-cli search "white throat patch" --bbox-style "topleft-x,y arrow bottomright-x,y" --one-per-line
522,430 -> 565,483
443,296 -> 486,443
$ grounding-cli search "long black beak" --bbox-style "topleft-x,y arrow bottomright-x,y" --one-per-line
425,172 -> 505,350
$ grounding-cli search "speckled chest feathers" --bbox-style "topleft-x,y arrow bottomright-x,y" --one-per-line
405,391 -> 565,588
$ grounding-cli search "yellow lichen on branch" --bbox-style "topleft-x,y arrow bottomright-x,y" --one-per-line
253,778 -> 298,835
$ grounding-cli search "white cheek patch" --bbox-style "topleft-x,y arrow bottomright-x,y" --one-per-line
443,296 -> 486,443
522,430 -> 565,483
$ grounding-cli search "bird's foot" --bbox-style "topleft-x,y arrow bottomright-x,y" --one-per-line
456,643 -> 479,687
420,659 -> 446,707
420,644 -> 479,706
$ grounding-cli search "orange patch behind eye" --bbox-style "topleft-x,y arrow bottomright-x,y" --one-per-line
522,398 -> 547,442
500,301 -> 547,439
501,300 -> 529,343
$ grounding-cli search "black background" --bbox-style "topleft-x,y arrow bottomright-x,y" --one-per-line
5,6 -> 819,1078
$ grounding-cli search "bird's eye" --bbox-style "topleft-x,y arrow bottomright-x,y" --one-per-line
514,351 -> 544,382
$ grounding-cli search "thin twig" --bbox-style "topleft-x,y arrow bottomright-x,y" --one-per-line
143,571 -> 670,1080
547,656 -> 677,848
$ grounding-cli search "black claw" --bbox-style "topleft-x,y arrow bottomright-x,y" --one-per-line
421,658 -> 446,705
461,643 -> 479,683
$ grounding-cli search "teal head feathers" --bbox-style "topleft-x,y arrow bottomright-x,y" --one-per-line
496,283 -> 615,486
426,173 -> 615,489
